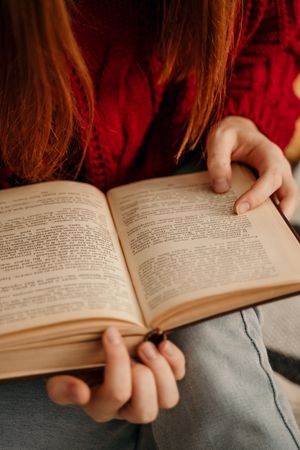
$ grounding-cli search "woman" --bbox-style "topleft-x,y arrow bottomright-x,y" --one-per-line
0,1 -> 299,448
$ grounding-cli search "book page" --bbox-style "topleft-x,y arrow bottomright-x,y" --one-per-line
107,165 -> 300,325
0,181 -> 144,334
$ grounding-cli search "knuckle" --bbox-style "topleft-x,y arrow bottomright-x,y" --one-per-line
207,121 -> 235,146
107,388 -> 131,406
138,407 -> 159,424
207,159 -> 229,175
133,362 -> 153,379
83,406 -> 111,423
267,167 -> 282,188
210,125 -> 225,141
219,125 -> 235,140
270,143 -> 282,154
212,126 -> 234,145
90,413 -> 108,423
225,116 -> 256,130
160,392 -> 180,409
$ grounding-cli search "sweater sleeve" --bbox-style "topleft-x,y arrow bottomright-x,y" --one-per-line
223,0 -> 300,151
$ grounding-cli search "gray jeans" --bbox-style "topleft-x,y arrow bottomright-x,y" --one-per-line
0,308 -> 299,450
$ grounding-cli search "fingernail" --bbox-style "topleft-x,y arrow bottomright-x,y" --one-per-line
212,178 -> 229,193
161,341 -> 173,356
236,202 -> 250,214
141,342 -> 158,361
105,327 -> 122,345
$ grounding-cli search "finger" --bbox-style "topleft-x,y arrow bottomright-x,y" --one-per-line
158,340 -> 186,380
234,169 -> 283,214
275,179 -> 299,219
137,342 -> 179,409
82,327 -> 132,422
118,362 -> 159,423
206,126 -> 235,193
47,375 -> 91,406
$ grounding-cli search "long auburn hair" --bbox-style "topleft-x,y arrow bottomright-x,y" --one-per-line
0,0 -> 239,182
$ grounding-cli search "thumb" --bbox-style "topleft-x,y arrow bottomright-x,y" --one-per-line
47,375 -> 91,406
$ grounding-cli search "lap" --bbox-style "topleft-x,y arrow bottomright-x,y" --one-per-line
154,308 -> 300,449
0,377 -> 153,450
1,309 -> 299,450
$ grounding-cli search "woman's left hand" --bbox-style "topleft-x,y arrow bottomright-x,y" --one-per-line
47,327 -> 185,424
206,116 -> 299,219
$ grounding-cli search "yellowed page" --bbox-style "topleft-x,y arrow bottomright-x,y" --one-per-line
107,165 -> 300,326
0,181 -> 145,335
0,334 -> 143,380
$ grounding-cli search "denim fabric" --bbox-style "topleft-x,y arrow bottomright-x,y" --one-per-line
152,308 -> 300,450
0,309 -> 299,449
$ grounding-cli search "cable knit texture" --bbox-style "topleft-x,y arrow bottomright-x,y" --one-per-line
224,0 -> 300,152
1,0 -> 300,191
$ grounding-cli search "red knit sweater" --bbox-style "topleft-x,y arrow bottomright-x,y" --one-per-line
1,0 -> 300,191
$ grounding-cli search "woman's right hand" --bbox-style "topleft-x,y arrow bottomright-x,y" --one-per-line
47,327 -> 185,423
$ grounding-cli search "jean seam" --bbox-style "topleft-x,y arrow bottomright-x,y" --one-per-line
241,309 -> 300,449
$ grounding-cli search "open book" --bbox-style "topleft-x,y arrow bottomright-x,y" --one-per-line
1,164 -> 300,379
